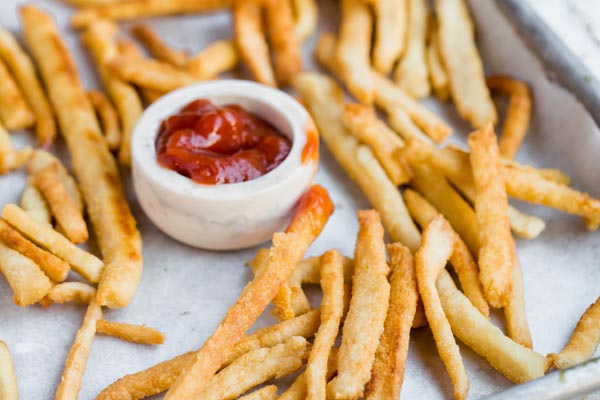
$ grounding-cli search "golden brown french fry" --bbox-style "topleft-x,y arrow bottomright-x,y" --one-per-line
21,178 -> 51,225
505,252 -> 533,348
305,250 -> 344,400
56,300 -> 102,399
504,160 -> 570,186
365,243 -> 418,400
328,210 -> 391,399
233,0 -> 276,87
342,103 -> 410,185
552,296 -> 600,370
294,73 -> 421,252
373,0 -> 407,74
487,75 -> 531,159
426,19 -> 450,101
97,310 -> 321,400
437,270 -> 551,382
292,0 -> 317,43
0,25 -> 55,146
22,6 -> 142,307
87,90 -> 121,151
385,104 -> 433,144
279,348 -> 338,400
239,385 -> 278,400
44,282 -> 97,306
96,320 -> 165,345
468,123 -> 513,308
188,40 -> 238,79
265,0 -> 302,86
131,24 -> 189,67
336,0 -> 373,103
0,58 -> 35,131
394,0 -> 430,98
0,341 -> 18,400
416,216 -> 469,400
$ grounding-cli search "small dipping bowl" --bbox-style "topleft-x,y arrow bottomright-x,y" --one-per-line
131,80 -> 319,250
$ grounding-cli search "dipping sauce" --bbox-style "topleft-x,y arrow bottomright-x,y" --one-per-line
156,99 -> 292,184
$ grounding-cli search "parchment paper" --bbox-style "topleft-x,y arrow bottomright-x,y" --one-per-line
0,1 -> 599,399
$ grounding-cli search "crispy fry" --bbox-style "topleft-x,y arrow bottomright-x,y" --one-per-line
22,6 -> 142,307
385,104 -> 433,143
487,75 -> 531,159
87,90 -> 121,151
328,210 -> 391,399
365,244 -> 418,400
239,385 -> 278,400
188,40 -> 238,79
97,310 -> 321,400
131,24 -> 189,67
342,103 -> 410,185
0,25 -> 55,146
265,0 -> 302,86
336,0 -> 373,103
292,0 -> 317,43
21,178 -> 51,225
373,0 -> 407,74
56,300 -> 103,400
552,296 -> 600,370
0,58 -> 35,131
426,19 -> 450,101
468,123 -> 513,308
0,341 -> 18,400
416,216 -> 469,400
437,271 -> 550,382
394,0 -> 430,98
305,250 -> 344,400
44,282 -> 97,306
96,320 -> 165,345
505,252 -> 533,348
279,348 -> 338,400
294,73 -> 421,252
233,0 -> 276,87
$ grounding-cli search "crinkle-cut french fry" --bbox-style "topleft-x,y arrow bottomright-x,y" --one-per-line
552,296 -> 600,370
44,282 -> 97,306
426,19 -> 450,101
87,90 -> 121,151
22,6 -> 142,307
505,252 -> 533,348
373,0 -> 407,74
188,40 -> 238,80
294,73 -> 421,252
233,0 -> 276,87
0,24 -> 55,146
403,189 -> 489,317
328,210 -> 391,399
55,300 -> 102,400
292,0 -> 317,43
365,243 -> 418,400
416,216 -> 469,400
0,219 -> 70,282
0,241 -> 52,306
0,341 -> 18,400
342,103 -> 410,185
437,270 -> 551,382
265,0 -> 302,86
385,104 -> 433,144
2,204 -> 103,283
239,385 -> 278,400
0,57 -> 35,131
468,123 -> 513,308
436,0 -> 497,128
21,178 -> 51,226
487,75 -> 531,159
336,0 -> 373,103
305,250 -> 344,400
131,24 -> 189,68
394,0 -> 430,98
279,347 -> 338,400
97,320 -> 165,345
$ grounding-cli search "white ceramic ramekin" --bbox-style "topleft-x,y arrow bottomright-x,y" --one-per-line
131,80 -> 318,250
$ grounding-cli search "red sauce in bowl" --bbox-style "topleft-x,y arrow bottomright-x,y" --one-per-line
155,99 -> 292,185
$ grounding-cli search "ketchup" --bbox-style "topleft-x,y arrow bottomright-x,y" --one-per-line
156,99 -> 292,185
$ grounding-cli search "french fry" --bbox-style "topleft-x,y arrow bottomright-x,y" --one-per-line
0,58 -> 35,131
2,204 -> 103,283
505,205 -> 546,239
552,296 -> 600,370
292,0 -> 317,43
505,252 -> 533,348
55,300 -> 103,400
415,216 -> 469,400
305,250 -> 344,400
328,210 -> 391,399
22,6 -> 142,307
487,75 -> 531,159
394,0 -> 430,98
0,25 -> 56,146
0,219 -> 70,282
97,309 -> 321,399
0,123 -> 31,174
96,320 -> 165,345
279,348 -> 338,400
437,270 -> 551,382
0,341 -> 18,400
131,24 -> 189,68
239,385 -> 278,400
265,0 -> 302,86
436,0 -> 497,128
468,123 -> 513,308
87,90 -> 121,151
0,241 -> 52,306
385,104 -> 433,144
44,282 -> 97,306
294,73 -> 421,252
373,0 -> 407,74
504,161 -> 570,186
426,19 -> 450,101
365,243 -> 418,400
342,103 -> 410,185
233,0 -> 276,87
188,40 -> 239,80
21,179 -> 51,225
336,0 -> 373,103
